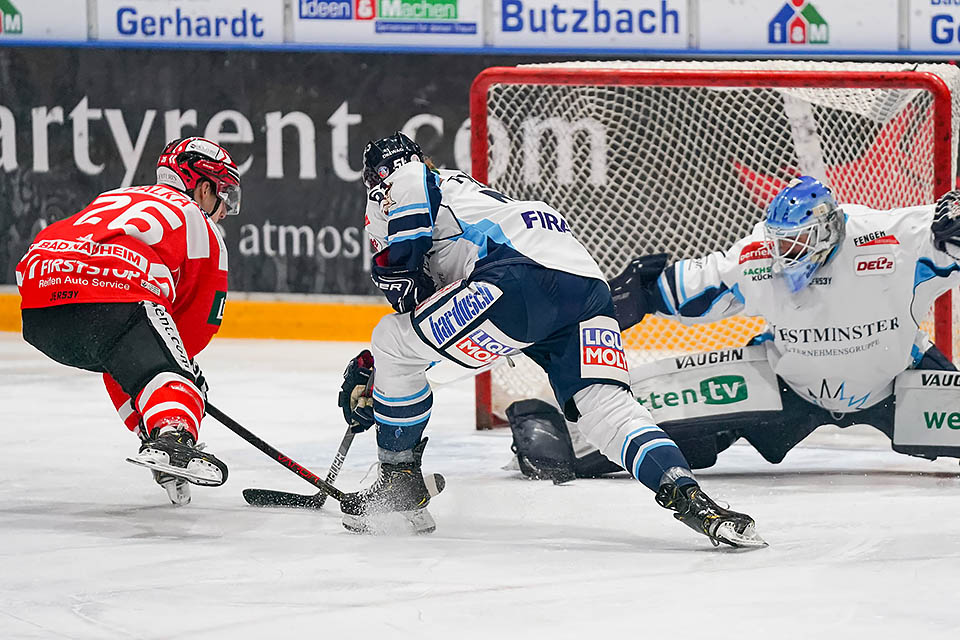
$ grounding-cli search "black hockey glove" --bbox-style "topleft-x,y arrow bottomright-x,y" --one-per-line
337,349 -> 375,433
608,253 -> 669,331
371,252 -> 436,314
933,190 -> 960,259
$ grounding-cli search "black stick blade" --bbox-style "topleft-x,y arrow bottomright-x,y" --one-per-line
242,488 -> 328,509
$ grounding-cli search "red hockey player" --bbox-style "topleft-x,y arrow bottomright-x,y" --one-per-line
16,137 -> 241,505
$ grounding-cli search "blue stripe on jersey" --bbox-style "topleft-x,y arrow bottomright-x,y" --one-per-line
389,202 -> 429,216
621,426 -> 692,490
676,283 -> 735,317
622,428 -> 670,471
914,258 -> 960,290
389,228 -> 433,244
373,385 -> 434,452
678,260 -> 688,304
374,385 -> 431,404
657,270 -> 678,314
374,391 -> 433,426
458,219 -> 516,258
620,426 -> 660,468
911,343 -> 924,367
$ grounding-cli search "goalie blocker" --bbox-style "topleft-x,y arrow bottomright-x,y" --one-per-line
509,344 -> 960,475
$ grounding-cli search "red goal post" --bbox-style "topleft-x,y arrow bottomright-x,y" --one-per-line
468,61 -> 960,430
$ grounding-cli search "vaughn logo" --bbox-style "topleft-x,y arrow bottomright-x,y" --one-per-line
854,253 -> 895,275
920,373 -> 960,387
638,375 -> 748,410
675,349 -> 744,370
0,0 -> 21,35
738,241 -> 771,264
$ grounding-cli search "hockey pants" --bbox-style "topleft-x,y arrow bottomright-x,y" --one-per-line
22,301 -> 206,439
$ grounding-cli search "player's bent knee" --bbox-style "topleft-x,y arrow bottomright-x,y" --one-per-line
135,372 -> 205,439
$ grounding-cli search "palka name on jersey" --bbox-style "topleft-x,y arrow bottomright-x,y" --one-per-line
428,284 -> 500,345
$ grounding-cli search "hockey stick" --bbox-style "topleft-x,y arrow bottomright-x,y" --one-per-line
242,427 -> 356,508
240,370 -> 372,509
206,402 -> 346,503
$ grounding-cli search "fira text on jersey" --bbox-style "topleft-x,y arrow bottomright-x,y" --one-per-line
521,210 -> 571,233
581,327 -> 628,371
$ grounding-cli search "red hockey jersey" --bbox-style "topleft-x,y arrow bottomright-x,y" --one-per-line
16,184 -> 228,358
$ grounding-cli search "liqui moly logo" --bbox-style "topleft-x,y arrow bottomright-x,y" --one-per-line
454,328 -> 512,364
426,283 -> 501,345
581,327 -> 628,371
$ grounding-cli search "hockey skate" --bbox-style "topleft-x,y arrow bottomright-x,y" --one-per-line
126,426 -> 228,503
340,438 -> 445,535
656,483 -> 767,549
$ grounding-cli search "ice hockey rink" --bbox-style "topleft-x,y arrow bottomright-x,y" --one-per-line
2,332 -> 959,639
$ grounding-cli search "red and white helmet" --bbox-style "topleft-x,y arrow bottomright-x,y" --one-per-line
156,137 -> 242,216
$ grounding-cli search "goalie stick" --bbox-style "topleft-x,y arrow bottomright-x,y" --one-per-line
206,402 -> 346,503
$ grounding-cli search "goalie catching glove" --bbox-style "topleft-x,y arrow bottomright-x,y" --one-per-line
608,252 -> 669,331
338,349 -> 375,432
933,190 -> 960,259
371,249 -> 436,314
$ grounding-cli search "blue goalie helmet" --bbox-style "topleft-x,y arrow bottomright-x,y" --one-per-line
763,176 -> 845,293
362,131 -> 423,189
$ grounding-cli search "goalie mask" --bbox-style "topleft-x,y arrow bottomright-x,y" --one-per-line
362,131 -> 423,189
763,176 -> 845,293
157,137 -> 242,216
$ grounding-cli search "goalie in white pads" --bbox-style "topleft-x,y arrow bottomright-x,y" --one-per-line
337,132 -> 766,548
512,177 -> 960,476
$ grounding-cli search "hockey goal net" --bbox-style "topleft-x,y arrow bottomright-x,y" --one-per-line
469,60 -> 960,429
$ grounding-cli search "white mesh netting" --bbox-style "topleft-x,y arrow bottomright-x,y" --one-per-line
474,60 -> 960,423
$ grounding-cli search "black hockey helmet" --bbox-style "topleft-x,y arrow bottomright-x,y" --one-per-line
362,131 -> 423,189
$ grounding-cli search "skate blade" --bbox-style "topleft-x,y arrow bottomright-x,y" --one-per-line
713,521 -> 768,549
342,508 -> 437,536
126,455 -> 224,487
156,474 -> 192,505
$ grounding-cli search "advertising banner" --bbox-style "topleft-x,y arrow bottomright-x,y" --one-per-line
293,0 -> 484,47
699,0 -> 898,51
0,48 -> 534,296
96,0 -> 284,44
489,0 -> 688,49
894,370 -> 960,453
0,0 -> 87,42
909,0 -> 960,52
629,346 -> 783,423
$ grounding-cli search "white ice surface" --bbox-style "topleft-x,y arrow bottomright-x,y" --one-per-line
2,332 -> 959,639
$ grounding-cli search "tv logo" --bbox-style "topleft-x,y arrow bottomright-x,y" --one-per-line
300,0 -> 376,20
768,0 -> 827,45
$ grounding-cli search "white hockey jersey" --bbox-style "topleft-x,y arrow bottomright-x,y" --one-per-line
363,161 -> 604,287
652,203 -> 960,413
